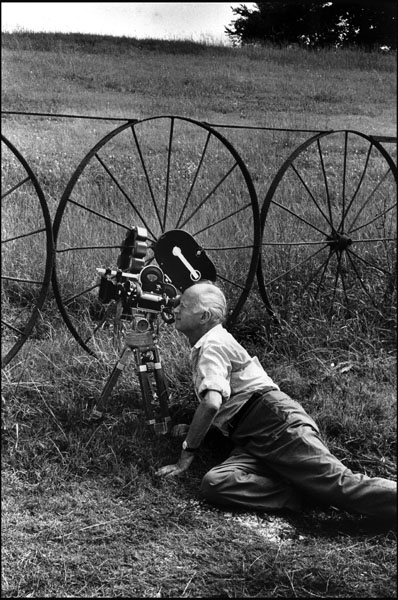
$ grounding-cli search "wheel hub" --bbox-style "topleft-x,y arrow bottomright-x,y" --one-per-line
327,231 -> 353,252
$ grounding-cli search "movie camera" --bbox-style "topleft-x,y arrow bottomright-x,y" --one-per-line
92,225 -> 216,434
96,226 -> 179,329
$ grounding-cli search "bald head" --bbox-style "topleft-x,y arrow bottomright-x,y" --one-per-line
184,282 -> 227,325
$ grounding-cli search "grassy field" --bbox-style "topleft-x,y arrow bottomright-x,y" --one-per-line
1,32 -> 397,598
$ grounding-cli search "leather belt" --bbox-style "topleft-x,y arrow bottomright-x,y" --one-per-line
228,388 -> 276,435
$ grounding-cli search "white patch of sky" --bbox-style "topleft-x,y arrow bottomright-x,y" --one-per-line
1,2 -> 257,44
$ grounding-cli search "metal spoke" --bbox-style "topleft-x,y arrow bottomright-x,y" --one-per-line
340,131 -> 348,232
302,250 -> 333,298
290,162 -> 333,228
130,126 -> 163,232
270,199 -> 330,237
83,301 -> 116,345
348,167 -> 392,231
315,253 -> 334,300
352,237 -> 396,244
67,198 -> 131,231
336,251 -> 350,309
2,275 -> 43,285
261,240 -> 325,246
1,319 -> 26,336
317,138 -> 334,230
175,131 -> 211,228
94,153 -> 157,239
349,202 -> 396,235
64,282 -> 100,306
163,117 -> 174,231
56,244 -> 124,253
328,252 -> 343,311
179,162 -> 238,229
346,247 -> 392,276
337,142 -> 373,232
1,176 -> 30,199
345,250 -> 379,308
264,244 -> 328,286
216,272 -> 246,291
191,202 -> 252,237
2,227 -> 46,244
204,244 -> 256,251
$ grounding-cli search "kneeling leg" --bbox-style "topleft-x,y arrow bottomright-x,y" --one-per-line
200,448 -> 303,512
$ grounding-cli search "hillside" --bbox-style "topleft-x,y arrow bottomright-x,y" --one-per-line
2,31 -> 396,130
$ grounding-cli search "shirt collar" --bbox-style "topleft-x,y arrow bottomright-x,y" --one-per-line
191,323 -> 224,351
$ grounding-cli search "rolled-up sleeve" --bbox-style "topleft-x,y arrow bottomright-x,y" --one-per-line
194,343 -> 231,400
189,324 -> 279,435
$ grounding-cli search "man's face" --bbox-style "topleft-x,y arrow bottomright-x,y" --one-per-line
173,288 -> 204,336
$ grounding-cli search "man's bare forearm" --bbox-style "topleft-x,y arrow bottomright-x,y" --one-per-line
184,390 -> 222,449
155,391 -> 222,478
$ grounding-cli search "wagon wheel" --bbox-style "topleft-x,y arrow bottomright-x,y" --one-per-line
52,116 -> 261,357
257,130 -> 397,321
1,135 -> 54,367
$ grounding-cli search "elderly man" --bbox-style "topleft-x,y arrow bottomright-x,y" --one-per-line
156,282 -> 396,522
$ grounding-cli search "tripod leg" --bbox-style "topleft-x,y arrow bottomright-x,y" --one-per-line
92,328 -> 171,433
134,346 -> 171,435
152,348 -> 171,433
135,355 -> 157,427
94,346 -> 132,414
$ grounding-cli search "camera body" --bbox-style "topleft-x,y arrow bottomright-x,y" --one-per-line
96,226 -> 179,327
96,225 -> 218,330
97,265 -> 178,325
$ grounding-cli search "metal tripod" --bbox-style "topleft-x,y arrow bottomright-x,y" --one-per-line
93,326 -> 171,435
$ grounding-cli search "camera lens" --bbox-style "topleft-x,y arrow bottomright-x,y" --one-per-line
135,317 -> 150,332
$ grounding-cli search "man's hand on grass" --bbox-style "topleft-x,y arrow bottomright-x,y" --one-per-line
155,451 -> 194,477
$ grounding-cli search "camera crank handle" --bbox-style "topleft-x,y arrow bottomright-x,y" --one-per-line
172,246 -> 201,281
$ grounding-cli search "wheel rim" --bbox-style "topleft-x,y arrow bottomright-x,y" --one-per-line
1,135 -> 54,366
52,116 -> 261,357
258,130 -> 397,319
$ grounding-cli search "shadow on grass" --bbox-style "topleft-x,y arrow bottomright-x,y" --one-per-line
2,385 -> 396,598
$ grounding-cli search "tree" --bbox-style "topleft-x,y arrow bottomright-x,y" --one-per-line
225,1 -> 397,49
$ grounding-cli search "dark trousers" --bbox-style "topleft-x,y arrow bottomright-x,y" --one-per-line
200,390 -> 397,520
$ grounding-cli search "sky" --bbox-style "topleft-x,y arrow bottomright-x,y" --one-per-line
1,2 -> 257,43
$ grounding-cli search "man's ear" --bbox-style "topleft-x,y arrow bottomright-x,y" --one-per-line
200,308 -> 212,324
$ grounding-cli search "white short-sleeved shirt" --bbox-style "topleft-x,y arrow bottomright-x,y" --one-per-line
190,324 -> 279,436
